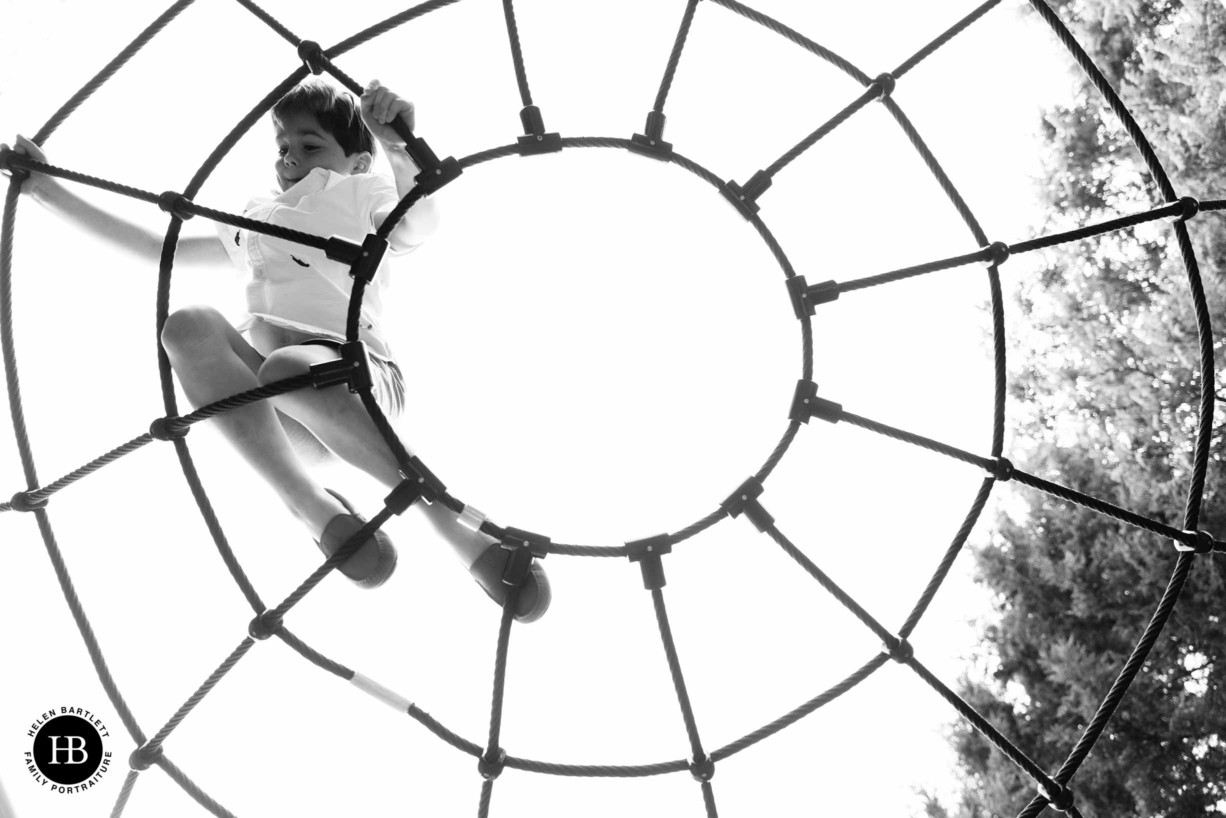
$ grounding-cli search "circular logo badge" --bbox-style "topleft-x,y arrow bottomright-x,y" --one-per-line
26,708 -> 112,794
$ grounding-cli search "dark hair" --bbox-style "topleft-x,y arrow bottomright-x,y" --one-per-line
273,80 -> 375,157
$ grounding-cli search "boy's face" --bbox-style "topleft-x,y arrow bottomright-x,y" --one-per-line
273,111 -> 371,192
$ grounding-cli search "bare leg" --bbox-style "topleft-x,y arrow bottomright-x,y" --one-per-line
160,306 -> 346,538
259,345 -> 495,568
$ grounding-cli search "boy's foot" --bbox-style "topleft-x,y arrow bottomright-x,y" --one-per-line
316,489 -> 397,589
469,542 -> 551,623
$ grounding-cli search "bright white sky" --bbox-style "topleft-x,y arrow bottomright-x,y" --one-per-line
0,1 -> 1078,816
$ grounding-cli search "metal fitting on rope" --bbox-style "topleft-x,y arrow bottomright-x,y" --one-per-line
149,416 -> 189,441
883,635 -> 914,663
157,190 -> 194,221
980,241 -> 1010,268
297,40 -> 327,74
247,610 -> 280,641
789,381 -> 841,425
720,169 -> 772,219
786,276 -> 814,319
9,490 -> 48,512
786,277 -> 840,319
985,456 -> 1014,482
1174,529 -> 1218,555
0,145 -> 31,184
627,533 -> 674,591
478,748 -> 507,780
414,152 -> 462,196
720,477 -> 775,532
501,527 -> 550,586
324,236 -> 362,265
128,743 -> 164,772
457,504 -> 488,533
516,105 -> 562,155
871,72 -> 896,102
347,233 -> 390,284
628,110 -> 673,160
390,456 -> 447,509
309,341 -> 374,393
1166,196 -> 1200,224
1039,782 -> 1075,813
807,279 -> 840,307
689,753 -> 715,782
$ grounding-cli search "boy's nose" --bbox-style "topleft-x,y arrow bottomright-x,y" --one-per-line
284,154 -> 297,167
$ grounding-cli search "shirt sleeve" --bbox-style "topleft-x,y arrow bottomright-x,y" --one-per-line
363,173 -> 422,256
363,174 -> 402,227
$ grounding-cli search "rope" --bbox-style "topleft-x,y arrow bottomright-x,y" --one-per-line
2,1 -> 1222,816
501,0 -> 534,106
653,0 -> 703,114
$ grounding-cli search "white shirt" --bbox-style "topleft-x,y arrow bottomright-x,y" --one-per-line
217,167 -> 405,359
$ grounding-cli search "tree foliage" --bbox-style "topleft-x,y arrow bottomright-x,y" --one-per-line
933,1 -> 1226,816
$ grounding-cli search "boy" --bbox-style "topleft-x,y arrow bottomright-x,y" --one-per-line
3,79 -> 549,621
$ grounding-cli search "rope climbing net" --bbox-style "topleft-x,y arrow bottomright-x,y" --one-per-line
2,1 -> 1224,816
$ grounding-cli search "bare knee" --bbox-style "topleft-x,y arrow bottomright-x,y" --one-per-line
161,306 -> 231,356
258,346 -> 328,386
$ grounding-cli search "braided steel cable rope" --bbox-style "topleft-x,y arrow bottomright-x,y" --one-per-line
1,0 -> 1223,816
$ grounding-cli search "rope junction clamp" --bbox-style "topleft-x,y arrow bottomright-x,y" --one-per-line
720,477 -> 774,533
984,456 -> 1014,482
128,743 -> 164,772
1166,195 -> 1200,223
388,117 -> 461,197
789,380 -> 842,425
247,610 -> 280,641
627,533 -> 675,590
0,145 -> 31,184
8,490 -> 48,512
720,169 -> 773,219
297,40 -> 327,75
1174,529 -> 1218,555
393,456 -> 447,507
628,110 -> 674,161
786,276 -> 840,319
516,105 -> 562,155
980,241 -> 1010,268
872,72 -> 897,102
1039,782 -> 1076,813
308,340 -> 374,393
500,527 -> 550,586
884,635 -> 914,663
349,234 -> 391,284
478,748 -> 507,781
156,191 -> 194,221
689,753 -> 716,783
149,416 -> 190,441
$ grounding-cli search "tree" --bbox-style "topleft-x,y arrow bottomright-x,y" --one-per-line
935,1 -> 1226,816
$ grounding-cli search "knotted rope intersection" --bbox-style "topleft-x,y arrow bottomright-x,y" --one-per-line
1,1 -> 1224,816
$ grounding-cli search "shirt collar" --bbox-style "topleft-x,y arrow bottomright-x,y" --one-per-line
266,167 -> 345,207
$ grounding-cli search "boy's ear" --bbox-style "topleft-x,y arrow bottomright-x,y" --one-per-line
353,151 -> 373,174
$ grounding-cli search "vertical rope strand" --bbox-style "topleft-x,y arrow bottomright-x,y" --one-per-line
501,0 -> 534,106
651,589 -> 704,760
652,0 -> 702,113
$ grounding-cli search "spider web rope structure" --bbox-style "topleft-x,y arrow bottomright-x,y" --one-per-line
1,1 -> 1223,816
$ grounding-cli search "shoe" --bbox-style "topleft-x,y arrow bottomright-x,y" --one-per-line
469,542 -> 551,623
316,489 -> 397,589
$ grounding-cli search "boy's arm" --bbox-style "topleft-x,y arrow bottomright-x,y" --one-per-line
3,135 -> 229,270
361,82 -> 441,253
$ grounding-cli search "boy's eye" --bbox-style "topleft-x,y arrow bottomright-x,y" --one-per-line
277,146 -> 287,155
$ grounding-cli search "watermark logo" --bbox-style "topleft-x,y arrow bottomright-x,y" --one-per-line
25,707 -> 112,795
